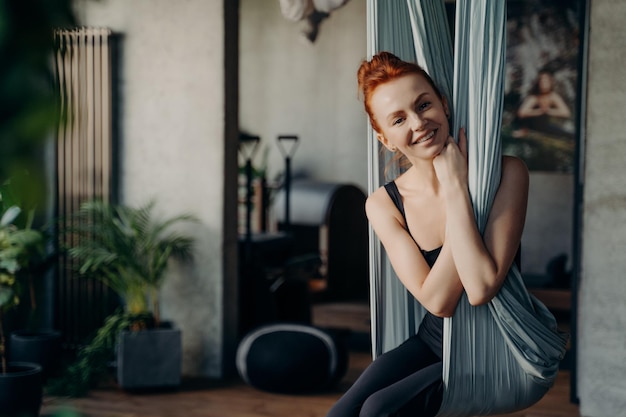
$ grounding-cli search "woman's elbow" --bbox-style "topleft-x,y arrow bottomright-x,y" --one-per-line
427,299 -> 458,317
467,291 -> 493,307
464,264 -> 502,306
431,307 -> 455,318
466,280 -> 500,306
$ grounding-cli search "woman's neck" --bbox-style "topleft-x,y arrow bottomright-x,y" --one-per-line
398,161 -> 441,195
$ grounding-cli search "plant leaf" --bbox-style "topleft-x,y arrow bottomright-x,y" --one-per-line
0,206 -> 21,226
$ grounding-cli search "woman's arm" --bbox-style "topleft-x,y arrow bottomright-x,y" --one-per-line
366,190 -> 464,317
517,95 -> 543,118
436,144 -> 529,305
545,92 -> 571,118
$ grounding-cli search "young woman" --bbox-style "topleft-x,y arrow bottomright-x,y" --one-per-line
513,69 -> 573,138
326,51 -> 529,417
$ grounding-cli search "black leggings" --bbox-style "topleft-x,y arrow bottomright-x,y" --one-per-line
326,334 -> 443,417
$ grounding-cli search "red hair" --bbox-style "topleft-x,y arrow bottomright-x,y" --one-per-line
357,51 -> 442,133
357,52 -> 444,173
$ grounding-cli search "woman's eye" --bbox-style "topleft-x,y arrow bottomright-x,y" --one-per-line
418,101 -> 431,111
392,117 -> 404,126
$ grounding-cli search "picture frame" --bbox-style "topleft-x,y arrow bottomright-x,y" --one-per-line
501,0 -> 585,173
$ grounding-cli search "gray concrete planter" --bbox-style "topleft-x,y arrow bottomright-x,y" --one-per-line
116,325 -> 181,391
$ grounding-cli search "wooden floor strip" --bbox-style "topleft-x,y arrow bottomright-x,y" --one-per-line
42,302 -> 577,417
42,349 -> 578,417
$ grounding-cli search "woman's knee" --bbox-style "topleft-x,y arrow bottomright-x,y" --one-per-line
359,393 -> 395,417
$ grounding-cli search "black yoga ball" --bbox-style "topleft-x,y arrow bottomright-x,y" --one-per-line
236,323 -> 348,394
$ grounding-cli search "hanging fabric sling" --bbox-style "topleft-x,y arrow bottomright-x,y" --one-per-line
366,1 -> 570,416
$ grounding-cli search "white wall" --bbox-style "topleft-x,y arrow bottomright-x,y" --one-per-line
578,1 -> 626,415
74,0 -> 235,378
240,0 -> 368,192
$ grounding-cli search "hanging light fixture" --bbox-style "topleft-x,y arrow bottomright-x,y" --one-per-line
278,0 -> 352,42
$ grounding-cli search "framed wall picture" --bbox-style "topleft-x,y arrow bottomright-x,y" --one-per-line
501,0 -> 585,173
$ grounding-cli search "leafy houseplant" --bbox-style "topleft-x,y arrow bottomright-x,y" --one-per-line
0,178 -> 62,384
66,200 -> 196,326
0,177 -> 48,326
52,199 -> 196,394
1,0 -> 75,413
0,206 -> 46,372
0,205 -> 46,416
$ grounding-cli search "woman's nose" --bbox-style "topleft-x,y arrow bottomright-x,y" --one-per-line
409,113 -> 426,131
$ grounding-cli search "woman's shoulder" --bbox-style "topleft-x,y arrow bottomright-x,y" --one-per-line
366,184 -> 392,210
502,155 -> 528,173
365,184 -> 407,235
501,155 -> 529,187
365,183 -> 400,221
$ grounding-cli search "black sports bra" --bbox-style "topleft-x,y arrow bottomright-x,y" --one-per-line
384,181 -> 522,270
384,181 -> 444,354
384,181 -> 442,268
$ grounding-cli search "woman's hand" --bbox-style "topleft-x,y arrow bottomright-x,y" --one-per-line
433,128 -> 468,191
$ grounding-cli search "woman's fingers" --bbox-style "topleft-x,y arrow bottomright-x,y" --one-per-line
443,135 -> 454,150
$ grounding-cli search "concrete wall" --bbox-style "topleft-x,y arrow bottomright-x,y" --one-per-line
74,0 -> 238,378
578,1 -> 626,415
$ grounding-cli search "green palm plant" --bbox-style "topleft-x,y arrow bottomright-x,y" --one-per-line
48,199 -> 197,396
64,200 -> 197,328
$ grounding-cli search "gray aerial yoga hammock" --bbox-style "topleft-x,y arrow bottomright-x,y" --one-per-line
366,1 -> 569,416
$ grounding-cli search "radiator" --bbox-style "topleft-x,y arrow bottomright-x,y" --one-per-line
53,27 -> 119,348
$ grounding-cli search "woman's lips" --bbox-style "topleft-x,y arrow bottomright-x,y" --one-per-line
412,130 -> 435,145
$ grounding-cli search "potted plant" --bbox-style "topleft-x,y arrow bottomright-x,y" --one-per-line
0,0 -> 75,412
53,199 -> 196,394
0,178 -> 62,384
0,205 -> 45,416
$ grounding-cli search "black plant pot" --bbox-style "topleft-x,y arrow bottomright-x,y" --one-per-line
116,326 -> 182,391
0,362 -> 43,417
9,329 -> 62,381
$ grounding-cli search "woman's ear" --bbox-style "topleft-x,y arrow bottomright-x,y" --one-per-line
377,132 -> 396,152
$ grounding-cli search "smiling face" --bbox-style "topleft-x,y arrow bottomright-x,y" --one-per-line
369,73 -> 450,161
